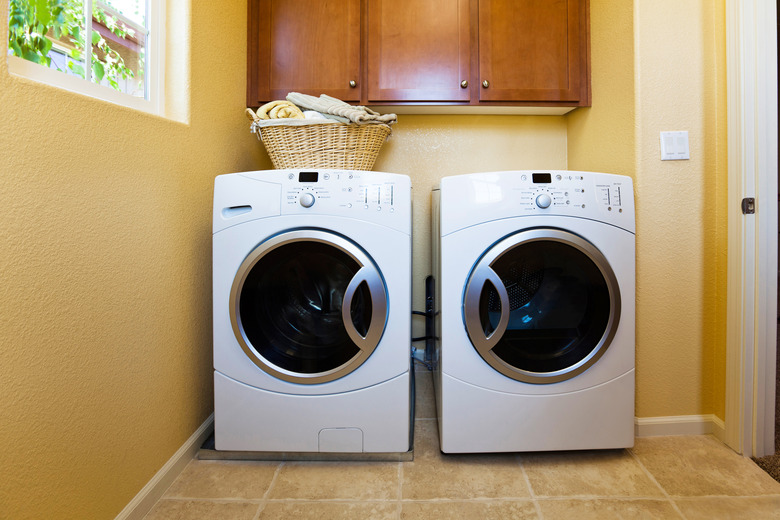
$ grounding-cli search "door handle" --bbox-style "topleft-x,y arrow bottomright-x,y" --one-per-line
342,266 -> 388,351
463,266 -> 510,355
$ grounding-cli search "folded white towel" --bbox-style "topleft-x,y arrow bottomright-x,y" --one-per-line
303,110 -> 327,120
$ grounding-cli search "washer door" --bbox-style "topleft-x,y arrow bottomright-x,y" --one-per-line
230,229 -> 388,384
463,228 -> 621,384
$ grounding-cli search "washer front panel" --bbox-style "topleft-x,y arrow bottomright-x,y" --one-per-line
230,229 -> 388,385
463,228 -> 620,384
214,215 -> 410,395
439,215 -> 634,396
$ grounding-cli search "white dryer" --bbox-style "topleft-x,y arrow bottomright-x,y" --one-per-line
432,171 -> 635,453
213,169 -> 411,453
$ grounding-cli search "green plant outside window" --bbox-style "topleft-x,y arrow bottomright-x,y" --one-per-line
7,0 -> 146,95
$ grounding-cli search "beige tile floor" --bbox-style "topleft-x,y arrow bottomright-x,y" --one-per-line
146,369 -> 780,519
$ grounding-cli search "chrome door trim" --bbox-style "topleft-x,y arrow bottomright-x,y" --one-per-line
463,265 -> 510,355
463,228 -> 622,384
229,229 -> 388,385
342,265 -> 388,351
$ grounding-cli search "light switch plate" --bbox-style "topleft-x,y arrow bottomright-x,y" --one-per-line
660,131 -> 690,160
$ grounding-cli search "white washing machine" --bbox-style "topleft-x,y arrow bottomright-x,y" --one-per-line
432,171 -> 635,453
213,169 -> 411,453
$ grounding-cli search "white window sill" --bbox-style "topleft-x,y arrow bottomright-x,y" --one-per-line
7,55 -> 161,116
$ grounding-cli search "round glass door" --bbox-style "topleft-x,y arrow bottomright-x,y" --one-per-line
230,230 -> 387,384
463,228 -> 621,384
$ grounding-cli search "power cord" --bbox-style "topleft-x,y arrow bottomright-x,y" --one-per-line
411,309 -> 432,342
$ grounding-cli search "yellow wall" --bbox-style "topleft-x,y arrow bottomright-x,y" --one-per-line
0,1 -> 268,518
632,0 -> 727,418
707,0 -> 728,422
0,0 -> 728,518
569,0 -> 728,419
567,0 -> 635,175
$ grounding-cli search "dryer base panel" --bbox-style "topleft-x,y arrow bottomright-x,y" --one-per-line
437,370 -> 634,453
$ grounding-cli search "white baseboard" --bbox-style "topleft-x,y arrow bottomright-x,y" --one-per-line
115,413 -> 214,520
635,414 -> 726,442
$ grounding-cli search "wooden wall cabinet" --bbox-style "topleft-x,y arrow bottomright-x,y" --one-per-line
246,0 -> 362,106
366,0 -> 471,103
477,0 -> 589,104
247,0 -> 590,108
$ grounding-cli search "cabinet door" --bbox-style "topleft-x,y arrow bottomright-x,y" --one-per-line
367,0 -> 470,102
478,0 -> 587,103
247,0 -> 361,106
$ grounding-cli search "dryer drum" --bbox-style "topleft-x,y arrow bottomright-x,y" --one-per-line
464,229 -> 621,384
485,259 -> 544,312
240,242 -> 366,374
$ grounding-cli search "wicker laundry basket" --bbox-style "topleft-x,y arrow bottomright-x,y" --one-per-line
255,121 -> 392,171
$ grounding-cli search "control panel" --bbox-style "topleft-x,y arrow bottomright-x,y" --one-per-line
439,170 -> 635,237
280,170 -> 401,214
515,172 -> 628,214
217,169 -> 410,235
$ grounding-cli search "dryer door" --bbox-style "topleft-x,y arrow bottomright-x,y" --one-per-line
230,229 -> 388,384
463,228 -> 620,384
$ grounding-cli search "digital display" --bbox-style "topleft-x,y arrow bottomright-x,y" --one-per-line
299,171 -> 318,183
532,173 -> 552,184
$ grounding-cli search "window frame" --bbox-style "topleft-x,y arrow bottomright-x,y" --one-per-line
6,0 -> 166,116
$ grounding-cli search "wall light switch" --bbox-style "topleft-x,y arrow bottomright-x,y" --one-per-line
660,131 -> 690,160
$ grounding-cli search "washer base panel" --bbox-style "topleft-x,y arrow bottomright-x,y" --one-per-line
215,370 -> 411,453
437,370 -> 635,453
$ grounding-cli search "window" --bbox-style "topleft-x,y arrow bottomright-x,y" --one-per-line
7,0 -> 164,114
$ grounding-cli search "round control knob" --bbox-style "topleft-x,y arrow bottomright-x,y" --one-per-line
535,194 -> 552,209
299,193 -> 315,208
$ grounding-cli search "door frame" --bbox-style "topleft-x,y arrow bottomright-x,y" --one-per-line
724,0 -> 778,457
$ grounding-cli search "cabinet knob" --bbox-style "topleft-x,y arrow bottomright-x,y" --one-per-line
482,80 -> 490,88
349,80 -> 357,88
460,80 -> 468,88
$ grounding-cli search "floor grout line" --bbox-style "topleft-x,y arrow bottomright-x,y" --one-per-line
626,447 -> 688,519
153,497 -> 266,503
665,493 -> 780,499
248,462 -> 283,520
160,495 -> 771,504
396,461 -> 403,520
261,462 -> 284,501
532,495 -> 683,500
531,496 -> 697,502
517,455 -> 544,520
251,501 -> 265,520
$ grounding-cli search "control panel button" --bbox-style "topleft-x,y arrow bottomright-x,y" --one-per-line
299,193 -> 315,208
535,193 -> 552,209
